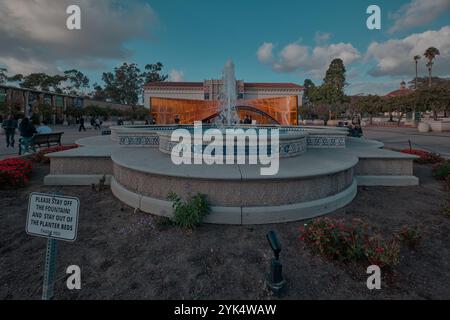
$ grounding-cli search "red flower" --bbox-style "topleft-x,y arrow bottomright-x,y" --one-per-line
375,247 -> 385,254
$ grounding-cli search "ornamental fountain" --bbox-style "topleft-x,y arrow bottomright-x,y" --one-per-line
43,61 -> 420,225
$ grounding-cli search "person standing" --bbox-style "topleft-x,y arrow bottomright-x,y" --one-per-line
79,117 -> 86,132
19,117 -> 37,154
1,115 -> 18,148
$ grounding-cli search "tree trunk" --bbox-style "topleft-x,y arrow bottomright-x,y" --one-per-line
429,67 -> 432,88
415,62 -> 418,89
397,112 -> 404,126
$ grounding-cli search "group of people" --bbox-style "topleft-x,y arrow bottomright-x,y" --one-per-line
242,115 -> 253,124
1,115 -> 52,153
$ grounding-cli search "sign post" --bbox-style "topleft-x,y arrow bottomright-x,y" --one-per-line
42,238 -> 58,300
26,192 -> 80,300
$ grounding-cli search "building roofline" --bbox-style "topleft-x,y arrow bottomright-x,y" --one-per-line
144,82 -> 203,88
0,84 -> 82,99
144,81 -> 303,89
385,88 -> 414,97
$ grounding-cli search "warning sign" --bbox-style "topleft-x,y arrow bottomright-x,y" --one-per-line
26,193 -> 80,242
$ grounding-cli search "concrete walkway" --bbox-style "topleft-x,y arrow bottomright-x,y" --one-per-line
364,127 -> 450,158
0,125 -> 102,160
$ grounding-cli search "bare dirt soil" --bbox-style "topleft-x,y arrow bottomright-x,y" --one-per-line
1,163 -> 449,300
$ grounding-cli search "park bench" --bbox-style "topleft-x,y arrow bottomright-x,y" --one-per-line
19,132 -> 64,155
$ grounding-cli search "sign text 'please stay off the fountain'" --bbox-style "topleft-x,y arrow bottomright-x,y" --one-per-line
26,193 -> 80,242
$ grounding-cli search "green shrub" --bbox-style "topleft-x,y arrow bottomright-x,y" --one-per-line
432,160 -> 450,180
396,225 -> 423,249
167,192 -> 210,229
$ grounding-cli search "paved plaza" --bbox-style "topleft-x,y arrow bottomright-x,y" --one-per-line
0,125 -> 102,160
1,125 -> 449,160
363,127 -> 450,158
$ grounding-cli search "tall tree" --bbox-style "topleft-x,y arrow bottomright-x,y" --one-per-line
413,55 -> 421,89
424,47 -> 440,87
19,73 -> 66,92
90,83 -> 108,101
408,77 -> 450,90
0,68 -> 7,84
309,83 -> 346,121
356,95 -> 383,125
142,62 -> 168,83
63,69 -> 90,95
101,63 -> 143,106
323,58 -> 347,92
302,79 -> 315,104
416,85 -> 450,120
0,68 -> 23,85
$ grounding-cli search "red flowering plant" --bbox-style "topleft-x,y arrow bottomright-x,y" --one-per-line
0,158 -> 33,188
299,217 -> 401,269
400,149 -> 444,164
32,144 -> 78,163
299,218 -> 364,262
363,236 -> 400,269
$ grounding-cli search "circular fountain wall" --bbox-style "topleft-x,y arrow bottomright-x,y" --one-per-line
108,124 -> 357,225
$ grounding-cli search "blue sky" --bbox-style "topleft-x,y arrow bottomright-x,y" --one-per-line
1,0 -> 449,95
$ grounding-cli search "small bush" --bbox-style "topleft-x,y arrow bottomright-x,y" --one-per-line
167,192 -> 210,229
432,160 -> 450,180
0,158 -> 32,188
396,226 -> 423,249
299,218 -> 364,262
400,149 -> 444,164
364,237 -> 400,268
444,204 -> 450,218
299,217 -> 401,269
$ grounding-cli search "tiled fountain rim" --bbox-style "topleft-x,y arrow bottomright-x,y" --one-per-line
111,125 -> 349,149
110,148 -> 359,181
110,124 -> 349,135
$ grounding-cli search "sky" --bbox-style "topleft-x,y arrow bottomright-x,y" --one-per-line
0,0 -> 449,95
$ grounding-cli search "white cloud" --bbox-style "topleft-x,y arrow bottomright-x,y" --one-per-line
366,26 -> 450,77
169,69 -> 184,82
314,32 -> 331,44
257,42 -> 275,64
273,44 -> 309,72
389,0 -> 450,34
0,0 -> 157,75
257,40 -> 361,78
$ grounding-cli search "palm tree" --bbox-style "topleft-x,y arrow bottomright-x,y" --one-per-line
413,55 -> 421,89
424,47 -> 440,87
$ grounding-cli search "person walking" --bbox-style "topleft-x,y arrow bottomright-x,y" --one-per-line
1,115 -> 18,148
95,117 -> 101,130
19,117 -> 37,154
79,117 -> 86,132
